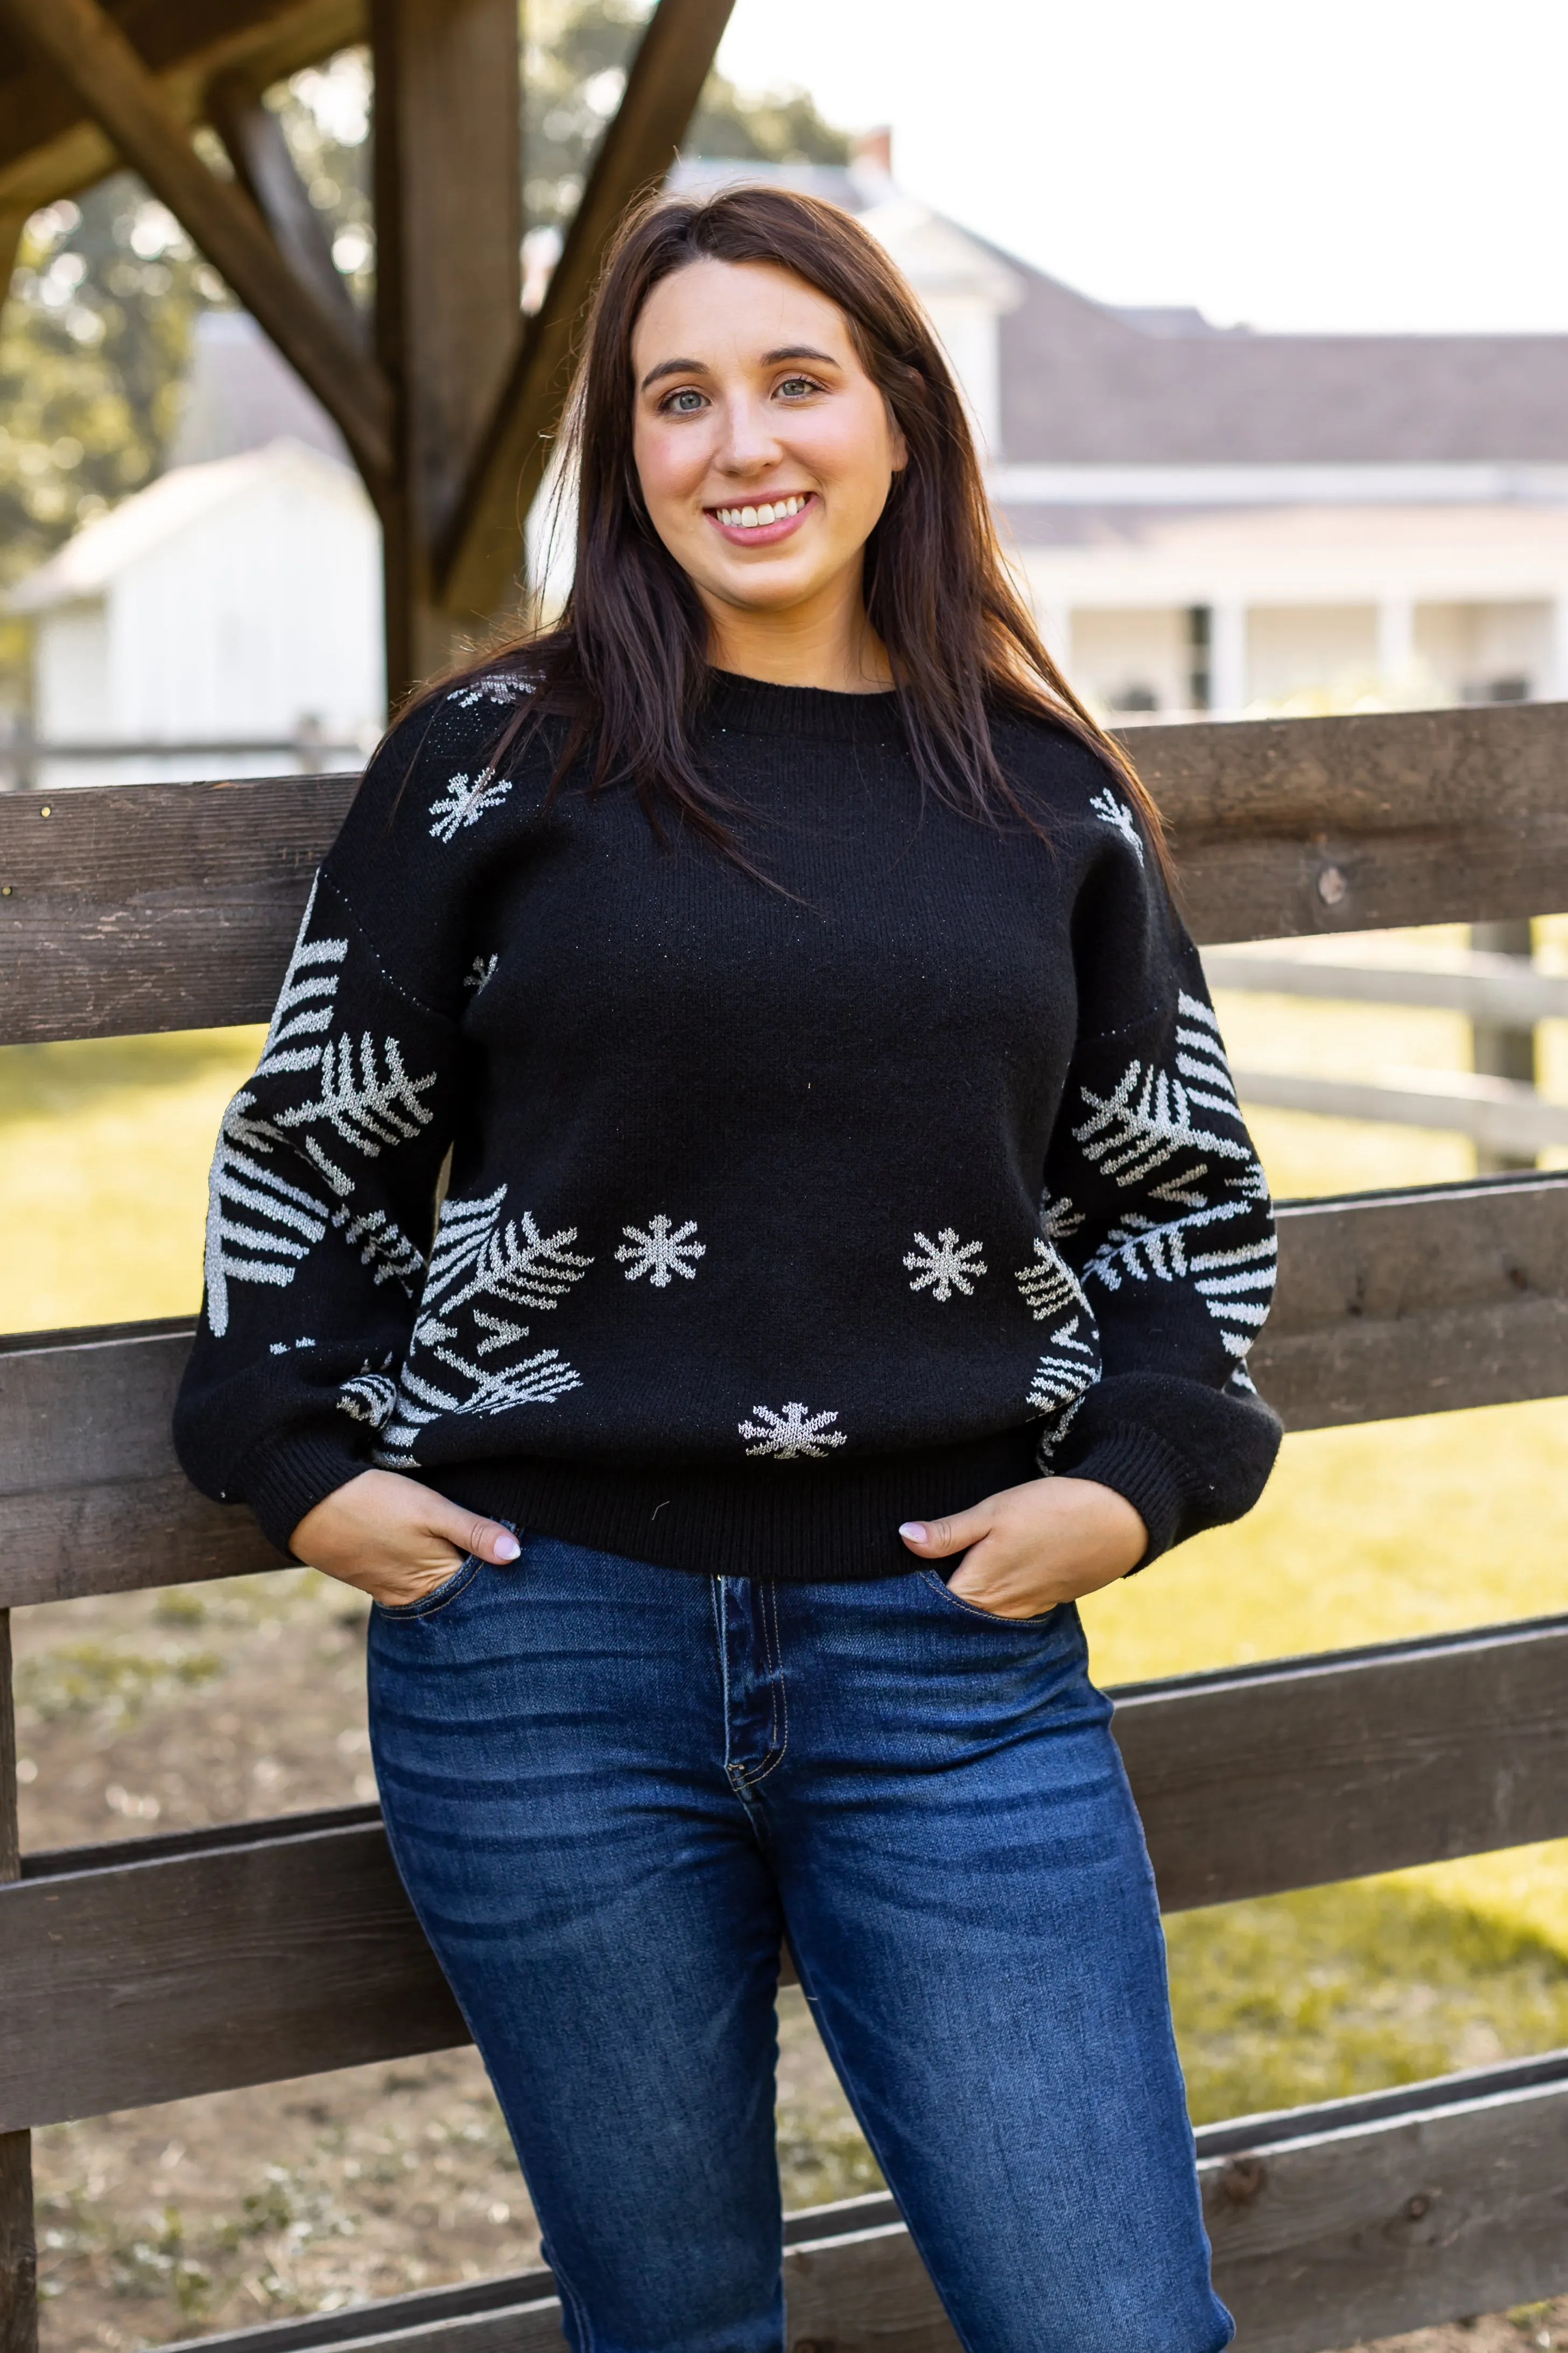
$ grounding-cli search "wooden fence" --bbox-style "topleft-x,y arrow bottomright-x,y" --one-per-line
3,695 -> 1568,2353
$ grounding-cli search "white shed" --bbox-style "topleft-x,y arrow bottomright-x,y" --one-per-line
9,434 -> 384,791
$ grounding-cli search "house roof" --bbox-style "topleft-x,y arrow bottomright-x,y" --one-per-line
996,258 -> 1568,465
8,437 -> 360,612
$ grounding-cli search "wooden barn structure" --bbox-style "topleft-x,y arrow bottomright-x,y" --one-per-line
2,9 -> 1568,2353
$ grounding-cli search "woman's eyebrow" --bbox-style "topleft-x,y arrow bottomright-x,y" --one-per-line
762,345 -> 838,367
639,357 -> 708,390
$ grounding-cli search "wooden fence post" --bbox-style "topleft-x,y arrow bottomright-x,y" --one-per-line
0,1612 -> 37,2353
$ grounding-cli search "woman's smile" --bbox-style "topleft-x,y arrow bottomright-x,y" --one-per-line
705,490 -> 818,545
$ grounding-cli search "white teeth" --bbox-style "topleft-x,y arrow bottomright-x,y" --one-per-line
715,495 -> 807,529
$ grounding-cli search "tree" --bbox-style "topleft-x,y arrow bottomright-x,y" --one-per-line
0,14 -> 848,702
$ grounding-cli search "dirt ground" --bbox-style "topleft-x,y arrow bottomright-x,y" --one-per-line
9,1568 -> 1562,2353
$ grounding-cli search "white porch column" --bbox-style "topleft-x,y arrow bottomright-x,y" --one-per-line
1377,594 -> 1416,685
1550,597 -> 1568,700
1209,601 -> 1248,715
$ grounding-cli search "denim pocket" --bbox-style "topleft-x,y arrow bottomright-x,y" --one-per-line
372,1554 -> 483,1620
919,1568 -> 1064,1629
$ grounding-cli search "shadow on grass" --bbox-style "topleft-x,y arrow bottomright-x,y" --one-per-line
1169,1878 -> 1568,2124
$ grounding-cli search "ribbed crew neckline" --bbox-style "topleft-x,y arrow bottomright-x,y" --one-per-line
702,666 -> 903,744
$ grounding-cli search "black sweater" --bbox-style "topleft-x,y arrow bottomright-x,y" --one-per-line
173,668 -> 1281,1581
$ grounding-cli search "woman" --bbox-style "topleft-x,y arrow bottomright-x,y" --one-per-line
175,186 -> 1280,2353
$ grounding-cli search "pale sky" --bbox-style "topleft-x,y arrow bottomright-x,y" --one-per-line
716,0 -> 1568,335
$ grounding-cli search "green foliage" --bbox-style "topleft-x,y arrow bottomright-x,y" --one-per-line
524,0 -> 849,233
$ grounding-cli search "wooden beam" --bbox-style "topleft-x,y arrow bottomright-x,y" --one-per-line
370,0 -> 521,695
205,65 -> 362,342
5,1174 -> 1568,1607
0,6 -> 367,215
0,0 -> 391,491
1130,696 -> 1568,944
0,1612 -> 36,2353
438,0 -> 737,620
7,700 -> 1568,1046
0,770 -> 361,1049
1254,1174 -> 1568,1430
5,1620 -> 1567,2122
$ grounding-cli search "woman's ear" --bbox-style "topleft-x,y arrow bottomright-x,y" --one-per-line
888,410 -> 910,474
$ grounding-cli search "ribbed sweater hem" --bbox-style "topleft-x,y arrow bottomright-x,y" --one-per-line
427,1425 -> 1045,1583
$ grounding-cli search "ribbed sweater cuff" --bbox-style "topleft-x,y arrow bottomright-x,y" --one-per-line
236,1430 -> 370,1557
1059,1423 -> 1200,1571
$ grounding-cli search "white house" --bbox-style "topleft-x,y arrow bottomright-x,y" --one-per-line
678,143 -> 1568,722
10,313 -> 383,791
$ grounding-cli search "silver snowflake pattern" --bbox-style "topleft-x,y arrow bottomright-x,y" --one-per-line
903,1227 -> 987,1301
1015,1234 -> 1089,1323
464,952 -> 499,995
273,1032 -> 439,1199
338,1371 -> 400,1429
739,1402 -> 847,1459
616,1214 -> 706,1287
428,767 -> 513,844
447,673 -> 532,710
1088,787 -> 1144,864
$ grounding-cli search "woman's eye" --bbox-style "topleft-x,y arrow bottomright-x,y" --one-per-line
662,388 -> 707,414
777,376 -> 820,399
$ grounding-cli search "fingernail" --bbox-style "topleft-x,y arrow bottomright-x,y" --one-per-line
898,1522 -> 926,1542
494,1533 -> 521,1561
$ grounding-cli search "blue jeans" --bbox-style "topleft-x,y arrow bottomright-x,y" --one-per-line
367,1533 -> 1230,2353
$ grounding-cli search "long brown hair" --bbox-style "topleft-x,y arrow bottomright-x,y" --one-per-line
457,184 -> 1165,866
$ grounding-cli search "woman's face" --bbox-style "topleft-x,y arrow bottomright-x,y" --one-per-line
629,257 -> 906,626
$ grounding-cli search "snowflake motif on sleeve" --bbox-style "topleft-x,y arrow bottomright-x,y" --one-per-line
447,673 -> 532,710
464,953 -> 499,995
1070,998 -> 1276,1361
1088,787 -> 1144,864
272,1032 -> 439,1200
338,1370 -> 401,1429
739,1402 -> 847,1459
616,1214 -> 706,1287
903,1227 -> 986,1301
373,1186 -> 589,1465
428,767 -> 513,844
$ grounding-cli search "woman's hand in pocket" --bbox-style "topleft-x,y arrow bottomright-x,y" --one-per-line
290,1470 -> 519,1609
899,1477 -> 1146,1618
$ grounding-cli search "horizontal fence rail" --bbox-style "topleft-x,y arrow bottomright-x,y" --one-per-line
4,1174 -> 1566,1607
1233,1064 -> 1568,1155
5,1617 -> 1566,2130
1203,942 -> 1568,1026
128,2055 -> 1568,2353
3,700 -> 1568,1044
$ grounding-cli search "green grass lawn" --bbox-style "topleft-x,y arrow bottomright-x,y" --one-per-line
3,939 -> 1567,2124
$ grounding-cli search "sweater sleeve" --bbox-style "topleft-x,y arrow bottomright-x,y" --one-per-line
1039,808 -> 1283,1565
172,696 -> 507,1554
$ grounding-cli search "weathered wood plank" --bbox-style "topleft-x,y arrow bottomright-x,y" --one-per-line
1140,696 -> 1568,944
1116,1615 -> 1568,1912
1251,1172 -> 1568,1430
0,774 -> 359,1046
6,1621 -> 1566,2126
0,2 -> 364,215
0,1809 -> 466,2130
5,1174 -> 1564,1610
0,0 -> 392,489
4,700 -> 1566,1044
144,2060 -> 1568,2353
